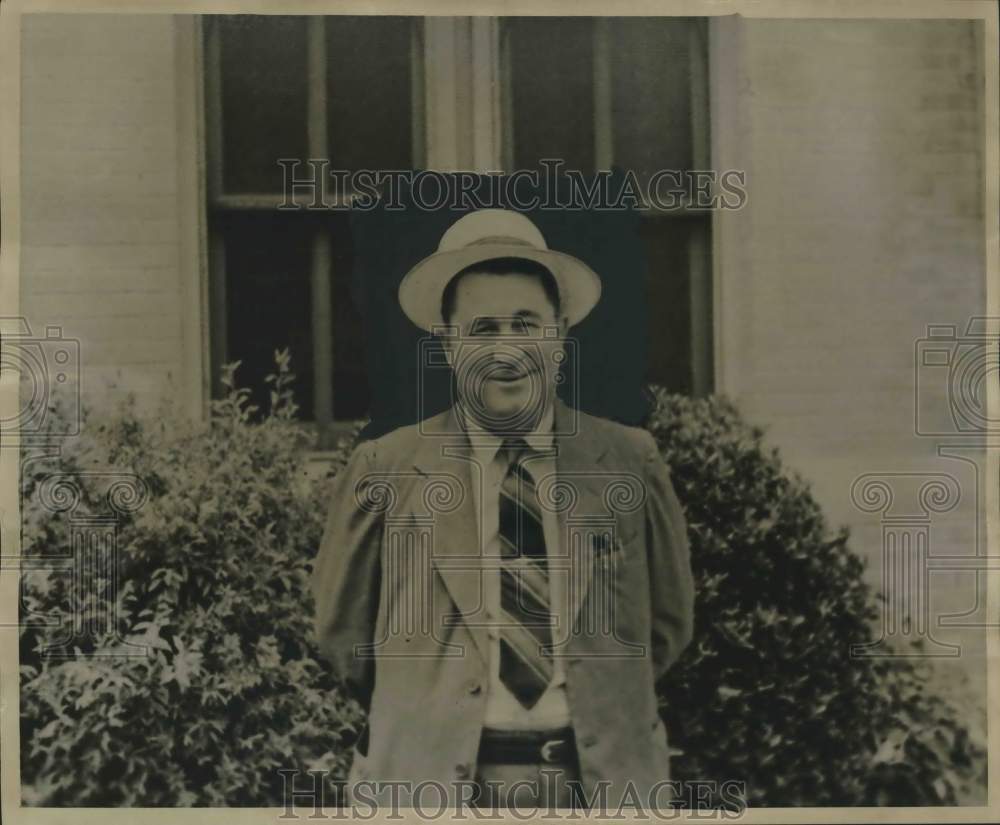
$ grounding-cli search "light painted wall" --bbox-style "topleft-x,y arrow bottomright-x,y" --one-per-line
20,14 -> 192,420
712,16 -> 988,734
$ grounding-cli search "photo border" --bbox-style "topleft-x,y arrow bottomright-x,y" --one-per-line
1,1 -> 996,823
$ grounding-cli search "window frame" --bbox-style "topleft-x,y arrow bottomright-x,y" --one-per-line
498,17 -> 713,397
202,15 -> 426,447
191,15 -> 714,449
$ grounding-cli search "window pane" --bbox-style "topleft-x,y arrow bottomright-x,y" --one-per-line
505,17 -> 595,171
218,211 -> 315,417
609,18 -> 697,180
326,17 -> 415,171
502,17 -> 709,397
504,17 -> 700,179
638,216 -> 695,394
216,211 -> 369,422
327,218 -> 370,419
217,16 -> 309,194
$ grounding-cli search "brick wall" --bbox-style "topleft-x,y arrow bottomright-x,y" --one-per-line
20,14 -> 187,418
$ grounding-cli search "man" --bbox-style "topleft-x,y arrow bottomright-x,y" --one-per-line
311,209 -> 695,812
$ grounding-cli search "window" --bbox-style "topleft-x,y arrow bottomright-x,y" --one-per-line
501,17 -> 712,396
203,15 -> 423,446
201,15 -> 710,446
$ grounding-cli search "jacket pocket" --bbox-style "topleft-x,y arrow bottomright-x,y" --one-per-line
590,528 -> 635,556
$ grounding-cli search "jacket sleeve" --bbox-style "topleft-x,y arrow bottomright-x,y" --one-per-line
640,431 -> 695,681
311,439 -> 384,711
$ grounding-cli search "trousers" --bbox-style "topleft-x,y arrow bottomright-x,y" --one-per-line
473,760 -> 583,812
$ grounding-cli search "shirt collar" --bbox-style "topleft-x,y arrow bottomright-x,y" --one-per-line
458,403 -> 555,463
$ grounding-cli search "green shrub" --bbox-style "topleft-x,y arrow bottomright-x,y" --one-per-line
19,368 -> 984,806
19,354 -> 363,805
645,386 -> 985,806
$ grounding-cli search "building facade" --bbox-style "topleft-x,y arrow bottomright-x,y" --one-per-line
17,13 -> 990,694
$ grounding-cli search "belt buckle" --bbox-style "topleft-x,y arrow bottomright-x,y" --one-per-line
540,738 -> 566,764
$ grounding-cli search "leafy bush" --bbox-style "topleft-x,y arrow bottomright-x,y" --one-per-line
19,369 -> 984,806
645,386 -> 985,806
19,355 -> 363,805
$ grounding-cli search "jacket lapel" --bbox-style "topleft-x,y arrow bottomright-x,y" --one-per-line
551,401 -> 611,630
411,408 -> 490,665
409,402 -> 614,662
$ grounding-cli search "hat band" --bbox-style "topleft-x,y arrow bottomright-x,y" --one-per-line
464,235 -> 538,248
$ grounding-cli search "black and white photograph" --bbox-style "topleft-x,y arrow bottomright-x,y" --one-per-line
0,0 -> 997,821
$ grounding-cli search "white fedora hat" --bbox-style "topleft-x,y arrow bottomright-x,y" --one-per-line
398,209 -> 602,331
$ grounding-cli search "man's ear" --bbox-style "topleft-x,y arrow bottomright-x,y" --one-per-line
438,333 -> 457,368
431,322 -> 460,368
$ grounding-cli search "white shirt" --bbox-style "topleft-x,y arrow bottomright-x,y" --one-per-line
460,405 -> 572,730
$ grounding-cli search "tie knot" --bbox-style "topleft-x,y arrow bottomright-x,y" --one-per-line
501,436 -> 530,467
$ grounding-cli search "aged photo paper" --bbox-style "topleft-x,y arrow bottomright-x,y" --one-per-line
0,0 -> 998,823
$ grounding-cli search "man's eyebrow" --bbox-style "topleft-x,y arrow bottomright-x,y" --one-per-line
469,311 -> 542,326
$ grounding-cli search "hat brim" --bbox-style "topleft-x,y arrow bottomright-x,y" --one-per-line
398,243 -> 602,332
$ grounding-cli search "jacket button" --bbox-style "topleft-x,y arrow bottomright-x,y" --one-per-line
468,681 -> 482,695
455,764 -> 470,779
581,734 -> 598,748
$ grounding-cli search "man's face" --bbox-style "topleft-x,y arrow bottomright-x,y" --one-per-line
441,270 -> 567,432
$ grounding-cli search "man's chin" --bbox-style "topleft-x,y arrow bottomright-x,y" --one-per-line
477,396 -> 549,431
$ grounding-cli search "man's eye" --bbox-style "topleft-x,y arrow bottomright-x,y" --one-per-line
505,318 -> 532,335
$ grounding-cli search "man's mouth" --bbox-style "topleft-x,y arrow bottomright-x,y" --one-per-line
488,361 -> 538,382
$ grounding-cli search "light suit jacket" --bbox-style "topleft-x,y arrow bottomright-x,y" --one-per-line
311,399 -> 695,807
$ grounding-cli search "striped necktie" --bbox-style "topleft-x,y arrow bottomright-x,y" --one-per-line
497,437 -> 553,708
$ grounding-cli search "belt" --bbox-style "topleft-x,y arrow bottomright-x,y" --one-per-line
478,727 -> 578,765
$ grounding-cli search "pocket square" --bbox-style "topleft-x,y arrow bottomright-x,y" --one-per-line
589,532 -> 622,554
